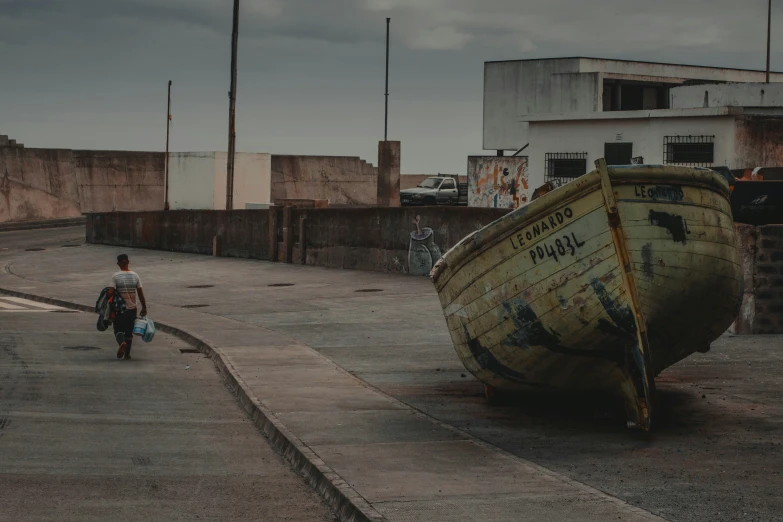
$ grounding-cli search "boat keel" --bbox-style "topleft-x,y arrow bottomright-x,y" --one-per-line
620,339 -> 656,431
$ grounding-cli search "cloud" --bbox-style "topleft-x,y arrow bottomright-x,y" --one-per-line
1,0 -> 779,56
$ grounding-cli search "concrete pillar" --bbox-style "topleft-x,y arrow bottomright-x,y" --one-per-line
298,215 -> 307,265
377,141 -> 400,207
269,207 -> 279,262
283,206 -> 293,263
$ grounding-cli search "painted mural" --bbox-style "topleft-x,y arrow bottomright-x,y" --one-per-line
467,156 -> 531,209
408,215 -> 442,276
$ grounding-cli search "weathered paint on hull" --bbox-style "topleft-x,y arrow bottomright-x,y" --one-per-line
431,163 -> 742,429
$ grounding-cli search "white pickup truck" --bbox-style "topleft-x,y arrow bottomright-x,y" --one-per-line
400,175 -> 468,207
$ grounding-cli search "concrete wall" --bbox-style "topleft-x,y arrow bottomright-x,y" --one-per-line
483,59 -> 589,150
671,83 -> 783,109
526,115 -> 737,189
734,116 -> 783,168
579,58 -> 783,83
467,156 -> 532,208
271,155 -> 377,206
74,150 -> 164,213
0,146 -> 163,223
86,207 -> 509,275
168,152 -> 271,210
733,224 -> 783,334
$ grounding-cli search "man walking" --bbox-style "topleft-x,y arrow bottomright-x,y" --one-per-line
108,254 -> 147,360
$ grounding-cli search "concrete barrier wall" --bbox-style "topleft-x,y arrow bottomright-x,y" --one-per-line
74,150 -> 164,213
271,155 -> 378,206
0,147 -> 163,222
0,147 -> 81,222
733,224 -> 783,334
86,207 -> 509,275
86,212 -> 783,332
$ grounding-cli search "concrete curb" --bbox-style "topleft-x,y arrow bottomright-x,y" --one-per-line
0,287 -> 386,522
0,217 -> 86,232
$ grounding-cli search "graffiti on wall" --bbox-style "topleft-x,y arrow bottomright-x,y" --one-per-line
467,157 -> 531,209
408,215 -> 442,276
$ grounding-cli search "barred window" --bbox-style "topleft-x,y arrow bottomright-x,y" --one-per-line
545,153 -> 588,187
664,136 -> 715,166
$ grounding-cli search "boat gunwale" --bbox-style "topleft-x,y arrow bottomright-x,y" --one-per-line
431,166 -> 731,289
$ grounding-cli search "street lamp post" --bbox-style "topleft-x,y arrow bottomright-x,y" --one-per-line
226,0 -> 240,210
767,0 -> 772,83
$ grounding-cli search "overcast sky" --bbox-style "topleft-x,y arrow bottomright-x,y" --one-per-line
1,0 -> 781,174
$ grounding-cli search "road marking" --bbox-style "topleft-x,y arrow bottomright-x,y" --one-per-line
0,297 -> 71,312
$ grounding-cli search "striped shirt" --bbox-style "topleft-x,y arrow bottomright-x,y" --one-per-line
112,271 -> 143,310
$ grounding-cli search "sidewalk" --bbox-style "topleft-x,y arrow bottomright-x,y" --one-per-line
0,232 -> 666,522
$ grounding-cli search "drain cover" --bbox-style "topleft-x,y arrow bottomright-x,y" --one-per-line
181,304 -> 209,308
188,285 -> 214,289
25,248 -> 45,252
356,289 -> 383,293
268,283 -> 295,287
179,348 -> 200,354
63,346 -> 101,351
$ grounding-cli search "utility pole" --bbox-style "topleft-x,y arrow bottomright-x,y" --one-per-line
384,17 -> 390,141
766,0 -> 772,83
226,0 -> 240,210
164,80 -> 172,211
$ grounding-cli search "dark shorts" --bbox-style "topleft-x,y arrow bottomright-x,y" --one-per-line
113,309 -> 138,342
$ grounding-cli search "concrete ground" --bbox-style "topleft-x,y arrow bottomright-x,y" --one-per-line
0,296 -> 332,520
2,226 -> 782,521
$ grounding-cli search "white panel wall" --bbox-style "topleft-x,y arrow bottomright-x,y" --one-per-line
168,152 -> 217,210
525,116 -> 737,190
213,152 -> 272,209
169,152 -> 271,210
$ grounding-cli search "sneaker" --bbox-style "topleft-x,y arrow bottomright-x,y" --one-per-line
124,354 -> 132,360
117,342 -> 126,359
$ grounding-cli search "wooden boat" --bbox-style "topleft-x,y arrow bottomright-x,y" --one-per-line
430,159 -> 742,430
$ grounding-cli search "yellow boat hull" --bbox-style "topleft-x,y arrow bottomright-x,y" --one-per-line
431,162 -> 742,430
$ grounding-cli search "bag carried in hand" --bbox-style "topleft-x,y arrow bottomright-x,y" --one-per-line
132,316 -> 148,336
132,316 -> 156,343
142,317 -> 156,343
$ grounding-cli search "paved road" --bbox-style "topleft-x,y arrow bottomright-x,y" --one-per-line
0,298 -> 332,521
2,227 -> 783,521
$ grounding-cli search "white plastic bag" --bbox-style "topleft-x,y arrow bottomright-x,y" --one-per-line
142,316 -> 156,343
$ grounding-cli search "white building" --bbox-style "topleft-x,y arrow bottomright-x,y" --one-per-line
480,57 -> 783,195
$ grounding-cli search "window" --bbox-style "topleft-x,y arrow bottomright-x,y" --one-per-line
418,178 -> 442,189
440,179 -> 455,189
664,136 -> 715,166
545,153 -> 588,187
602,80 -> 670,111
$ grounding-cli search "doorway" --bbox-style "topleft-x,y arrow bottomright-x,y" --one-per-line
605,143 -> 633,166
